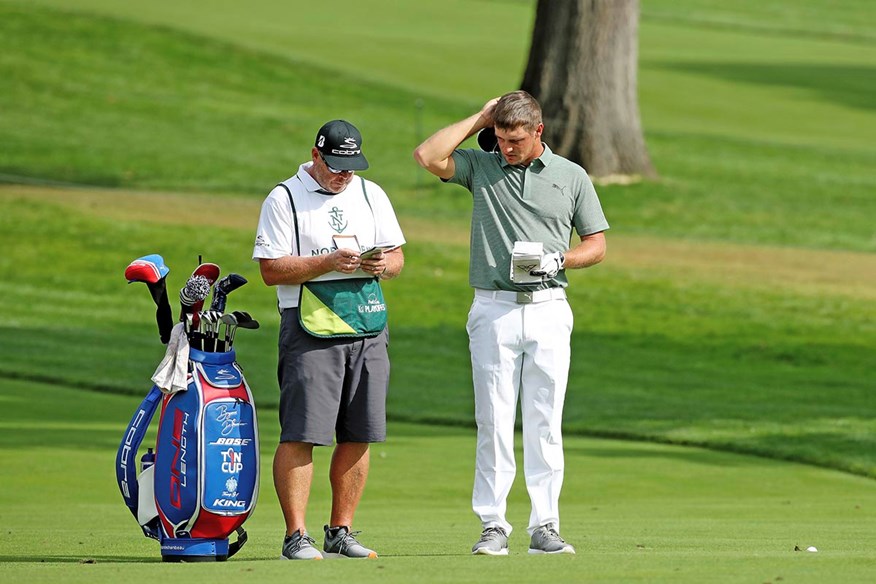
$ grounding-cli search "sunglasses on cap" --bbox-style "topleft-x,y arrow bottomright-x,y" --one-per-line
319,153 -> 353,175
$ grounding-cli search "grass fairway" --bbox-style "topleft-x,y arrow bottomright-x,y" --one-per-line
1,0 -> 874,581
1,382 -> 874,583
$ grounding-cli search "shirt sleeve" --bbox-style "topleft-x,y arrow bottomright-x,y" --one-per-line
572,173 -> 610,236
446,149 -> 477,190
365,182 -> 406,248
252,188 -> 294,260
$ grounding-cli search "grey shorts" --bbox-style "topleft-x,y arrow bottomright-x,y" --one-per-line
277,308 -> 389,446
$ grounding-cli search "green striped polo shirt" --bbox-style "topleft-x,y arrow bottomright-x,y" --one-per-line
448,144 -> 609,291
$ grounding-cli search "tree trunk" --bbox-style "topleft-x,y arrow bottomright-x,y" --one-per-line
521,0 -> 656,180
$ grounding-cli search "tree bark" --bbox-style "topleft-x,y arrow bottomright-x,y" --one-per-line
521,0 -> 656,180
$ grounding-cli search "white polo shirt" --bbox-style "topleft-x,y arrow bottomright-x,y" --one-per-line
252,162 -> 406,309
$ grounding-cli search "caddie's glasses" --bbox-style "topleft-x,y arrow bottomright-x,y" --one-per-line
319,153 -> 353,175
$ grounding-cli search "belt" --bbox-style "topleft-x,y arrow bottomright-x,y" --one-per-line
475,288 -> 566,304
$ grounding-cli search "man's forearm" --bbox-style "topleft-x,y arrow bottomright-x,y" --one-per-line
413,111 -> 486,169
564,232 -> 607,270
379,249 -> 405,280
259,255 -> 332,286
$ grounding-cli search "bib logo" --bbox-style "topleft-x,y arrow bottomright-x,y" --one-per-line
358,293 -> 386,314
328,206 -> 348,234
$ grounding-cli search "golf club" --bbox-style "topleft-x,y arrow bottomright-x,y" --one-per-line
125,254 -> 174,344
179,262 -> 219,329
210,273 -> 248,313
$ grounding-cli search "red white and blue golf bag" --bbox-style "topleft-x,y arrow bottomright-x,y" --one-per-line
115,347 -> 259,561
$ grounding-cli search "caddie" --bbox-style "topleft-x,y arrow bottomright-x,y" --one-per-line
253,119 -> 405,560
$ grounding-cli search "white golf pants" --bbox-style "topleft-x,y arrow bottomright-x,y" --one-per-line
467,289 -> 573,536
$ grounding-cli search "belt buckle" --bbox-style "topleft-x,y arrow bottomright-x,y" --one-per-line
516,291 -> 534,304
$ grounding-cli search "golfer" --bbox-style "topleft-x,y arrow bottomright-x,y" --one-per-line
413,91 -> 608,555
253,119 -> 405,560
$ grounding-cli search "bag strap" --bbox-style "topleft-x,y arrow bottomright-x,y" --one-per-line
115,385 -> 162,531
276,181 -> 302,315
277,181 -> 301,256
359,176 -> 378,245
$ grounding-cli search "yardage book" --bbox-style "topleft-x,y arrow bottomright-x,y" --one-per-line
511,241 -> 544,284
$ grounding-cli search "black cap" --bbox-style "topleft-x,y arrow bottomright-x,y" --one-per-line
315,120 -> 369,171
477,127 -> 498,153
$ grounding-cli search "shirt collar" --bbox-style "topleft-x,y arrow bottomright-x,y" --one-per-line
296,161 -> 337,195
499,143 -> 555,169
537,143 -> 556,167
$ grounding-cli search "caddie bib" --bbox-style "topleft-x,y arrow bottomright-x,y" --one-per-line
298,277 -> 387,338
278,177 -> 388,338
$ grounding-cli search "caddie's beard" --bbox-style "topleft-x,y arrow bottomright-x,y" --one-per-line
322,173 -> 353,193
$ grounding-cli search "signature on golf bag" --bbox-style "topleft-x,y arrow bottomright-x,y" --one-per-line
115,349 -> 259,561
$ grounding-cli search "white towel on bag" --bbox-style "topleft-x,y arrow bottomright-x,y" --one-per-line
151,322 -> 190,394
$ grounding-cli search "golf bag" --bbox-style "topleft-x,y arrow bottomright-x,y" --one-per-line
115,347 -> 259,561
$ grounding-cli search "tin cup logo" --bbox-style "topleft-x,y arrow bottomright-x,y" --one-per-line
221,449 -> 243,474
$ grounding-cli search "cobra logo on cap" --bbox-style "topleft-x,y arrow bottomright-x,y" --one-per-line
332,137 -> 360,155
339,138 -> 359,150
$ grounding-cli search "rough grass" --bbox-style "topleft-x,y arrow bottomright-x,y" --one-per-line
1,185 -> 873,478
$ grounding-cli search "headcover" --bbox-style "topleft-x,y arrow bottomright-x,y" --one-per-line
126,254 -> 170,284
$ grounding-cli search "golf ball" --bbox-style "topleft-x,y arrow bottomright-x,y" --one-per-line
806,546 -> 818,553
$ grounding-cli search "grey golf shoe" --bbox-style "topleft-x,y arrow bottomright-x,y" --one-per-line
528,523 -> 576,554
324,525 -> 378,558
281,529 -> 324,560
471,526 -> 509,556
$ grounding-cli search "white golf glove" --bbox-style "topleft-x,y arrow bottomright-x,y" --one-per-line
530,252 -> 565,279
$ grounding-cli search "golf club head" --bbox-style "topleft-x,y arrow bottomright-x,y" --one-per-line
188,263 -> 220,329
124,255 -> 173,344
179,274 -> 211,327
217,273 -> 248,294
220,313 -> 238,326
180,275 -> 211,307
210,273 -> 248,312
199,310 -> 217,326
125,254 -> 170,285
193,262 -> 221,286
477,127 -> 498,153
231,311 -> 260,329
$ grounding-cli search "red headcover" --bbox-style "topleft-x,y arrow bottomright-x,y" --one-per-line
126,255 -> 169,284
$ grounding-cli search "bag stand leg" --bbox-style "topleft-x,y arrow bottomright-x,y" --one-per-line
161,537 -> 230,562
160,528 -> 247,562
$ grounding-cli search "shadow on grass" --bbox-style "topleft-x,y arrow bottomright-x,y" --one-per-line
0,555 -> 155,563
2,322 -> 873,477
567,444 -> 760,468
660,62 -> 876,112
